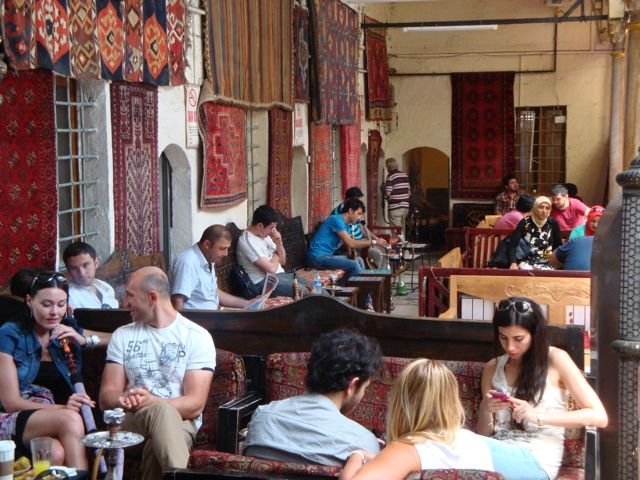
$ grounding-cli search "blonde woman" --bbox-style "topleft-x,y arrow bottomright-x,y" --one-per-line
341,359 -> 547,480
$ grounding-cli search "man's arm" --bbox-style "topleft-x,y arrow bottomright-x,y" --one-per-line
337,231 -> 374,250
167,369 -> 213,419
218,289 -> 252,308
253,256 -> 282,274
271,227 -> 286,266
171,294 -> 187,311
99,362 -> 129,411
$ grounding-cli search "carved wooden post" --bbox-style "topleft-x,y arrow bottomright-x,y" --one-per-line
613,149 -> 640,478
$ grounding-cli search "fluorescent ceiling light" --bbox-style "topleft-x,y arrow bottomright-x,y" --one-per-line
403,24 -> 498,32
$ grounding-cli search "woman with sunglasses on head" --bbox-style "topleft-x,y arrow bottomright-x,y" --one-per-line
341,359 -> 548,480
508,196 -> 562,270
478,297 -> 607,479
0,272 -> 93,469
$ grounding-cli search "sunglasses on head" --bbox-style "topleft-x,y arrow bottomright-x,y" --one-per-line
30,272 -> 69,289
496,299 -> 532,314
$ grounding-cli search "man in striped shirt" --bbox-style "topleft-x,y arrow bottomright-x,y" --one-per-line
383,158 -> 411,233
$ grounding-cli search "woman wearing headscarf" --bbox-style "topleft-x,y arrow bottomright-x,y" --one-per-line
508,196 -> 562,270
568,205 -> 604,240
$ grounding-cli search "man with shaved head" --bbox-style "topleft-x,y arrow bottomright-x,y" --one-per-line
100,267 -> 216,480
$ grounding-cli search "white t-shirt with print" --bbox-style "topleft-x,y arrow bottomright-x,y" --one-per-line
106,312 -> 216,429
237,230 -> 284,284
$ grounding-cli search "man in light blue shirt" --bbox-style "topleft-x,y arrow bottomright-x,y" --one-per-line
170,225 -> 251,310
307,198 -> 378,280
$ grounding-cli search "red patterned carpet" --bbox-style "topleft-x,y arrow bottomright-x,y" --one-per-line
341,102 -> 362,193
0,69 -> 57,286
110,82 -> 160,256
366,130 -> 382,225
268,109 -> 293,217
309,124 -> 333,231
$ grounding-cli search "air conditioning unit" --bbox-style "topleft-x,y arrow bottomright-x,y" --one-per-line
545,0 -> 566,6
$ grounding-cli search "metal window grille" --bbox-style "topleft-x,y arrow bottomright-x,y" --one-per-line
186,0 -> 205,85
54,76 -> 99,260
246,111 -> 260,219
515,106 -> 567,196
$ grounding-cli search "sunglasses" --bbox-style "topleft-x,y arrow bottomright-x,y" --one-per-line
30,272 -> 69,289
496,299 -> 532,314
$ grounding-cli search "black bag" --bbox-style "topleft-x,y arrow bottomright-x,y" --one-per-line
229,264 -> 262,299
487,237 -> 532,268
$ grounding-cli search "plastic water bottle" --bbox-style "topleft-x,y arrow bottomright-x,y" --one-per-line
365,293 -> 375,311
313,274 -> 322,294
293,273 -> 299,300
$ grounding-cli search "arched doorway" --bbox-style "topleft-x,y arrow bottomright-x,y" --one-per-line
403,147 -> 449,247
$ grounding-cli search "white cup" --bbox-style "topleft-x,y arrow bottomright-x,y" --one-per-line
0,440 -> 15,480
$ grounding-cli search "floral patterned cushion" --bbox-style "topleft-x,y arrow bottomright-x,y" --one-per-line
264,296 -> 295,309
556,466 -> 585,480
409,470 -> 506,480
188,450 -> 342,477
295,268 -> 345,286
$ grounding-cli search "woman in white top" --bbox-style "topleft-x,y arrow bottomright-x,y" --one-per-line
341,359 -> 548,480
478,297 -> 608,479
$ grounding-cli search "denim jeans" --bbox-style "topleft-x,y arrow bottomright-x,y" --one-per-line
484,436 -> 549,480
255,272 -> 308,298
307,255 -> 363,281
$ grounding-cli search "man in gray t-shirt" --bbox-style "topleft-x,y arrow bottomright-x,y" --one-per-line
243,329 -> 383,466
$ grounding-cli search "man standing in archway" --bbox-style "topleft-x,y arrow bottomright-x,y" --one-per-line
382,158 -> 411,234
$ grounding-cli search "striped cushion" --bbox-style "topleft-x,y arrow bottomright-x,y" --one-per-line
470,235 -> 505,268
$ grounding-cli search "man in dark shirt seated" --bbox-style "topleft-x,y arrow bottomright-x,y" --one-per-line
243,329 -> 383,466
549,236 -> 594,271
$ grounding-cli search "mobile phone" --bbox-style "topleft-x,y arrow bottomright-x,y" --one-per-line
490,391 -> 510,401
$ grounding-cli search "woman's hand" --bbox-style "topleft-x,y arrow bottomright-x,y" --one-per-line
65,393 -> 95,412
510,397 -> 537,425
509,262 -> 519,270
51,324 -> 85,346
482,390 -> 514,413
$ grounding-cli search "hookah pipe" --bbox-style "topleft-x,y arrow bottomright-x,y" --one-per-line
60,339 -> 108,475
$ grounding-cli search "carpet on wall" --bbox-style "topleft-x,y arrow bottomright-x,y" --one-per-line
268,109 -> 293,217
203,0 -> 293,109
0,69 -> 58,287
293,5 -> 310,103
364,17 -> 392,122
2,0 -> 185,85
341,102 -> 361,195
451,72 -> 515,199
309,124 -> 333,231
308,0 -> 359,125
366,130 -> 382,226
111,82 -> 161,256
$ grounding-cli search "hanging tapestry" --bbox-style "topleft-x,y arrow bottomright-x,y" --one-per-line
203,0 -> 293,109
293,6 -> 310,103
308,124 -> 333,231
111,82 -> 160,256
341,102 -> 361,194
198,81 -> 247,208
366,130 -> 382,225
0,69 -> 57,287
308,0 -> 359,125
364,17 -> 392,122
3,0 -> 186,86
451,72 -> 515,199
268,109 -> 293,217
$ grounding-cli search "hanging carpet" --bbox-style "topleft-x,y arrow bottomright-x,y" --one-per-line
3,0 -> 186,85
198,81 -> 247,208
293,5 -> 310,103
308,124 -> 333,232
0,69 -> 57,287
111,82 -> 161,256
364,17 -> 392,122
366,130 -> 382,226
268,109 -> 293,217
308,0 -> 359,125
450,72 -> 515,199
203,0 -> 293,110
341,102 -> 361,194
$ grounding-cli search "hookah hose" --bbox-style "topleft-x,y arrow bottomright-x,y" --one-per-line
59,339 -> 108,475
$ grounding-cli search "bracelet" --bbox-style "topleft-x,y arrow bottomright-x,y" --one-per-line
371,239 -> 377,246
84,334 -> 100,348
350,450 -> 366,464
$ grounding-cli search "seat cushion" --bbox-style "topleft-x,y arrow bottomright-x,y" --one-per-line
409,470 -> 506,480
295,268 -> 345,286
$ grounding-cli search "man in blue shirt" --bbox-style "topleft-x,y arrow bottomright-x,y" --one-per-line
308,198 -> 378,280
549,236 -> 594,271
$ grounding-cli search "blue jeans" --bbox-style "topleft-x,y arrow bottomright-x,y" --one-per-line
307,255 -> 363,281
255,272 -> 309,298
484,437 -> 549,480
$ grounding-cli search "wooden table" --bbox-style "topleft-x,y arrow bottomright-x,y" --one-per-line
358,268 -> 393,313
347,276 -> 385,313
329,286 -> 359,307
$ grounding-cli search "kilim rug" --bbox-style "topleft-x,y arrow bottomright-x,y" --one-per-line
364,17 -> 393,122
308,124 -> 333,232
366,130 -> 382,225
293,5 -> 310,103
203,0 -> 293,109
0,69 -> 57,287
110,82 -> 161,256
3,0 -> 186,86
341,102 -> 361,194
268,109 -> 293,217
308,0 -> 359,125
451,72 -> 515,199
198,81 -> 247,208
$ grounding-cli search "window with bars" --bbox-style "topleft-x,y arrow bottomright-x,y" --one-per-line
515,106 -> 567,196
246,110 -> 260,219
55,76 -> 99,261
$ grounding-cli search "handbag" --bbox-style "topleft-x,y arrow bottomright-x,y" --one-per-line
229,264 -> 262,299
487,237 -> 532,268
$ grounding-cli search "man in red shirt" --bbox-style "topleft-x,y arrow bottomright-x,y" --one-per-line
549,184 -> 589,230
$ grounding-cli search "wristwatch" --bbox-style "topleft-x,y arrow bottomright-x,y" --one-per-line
536,413 -> 546,427
371,239 -> 377,246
